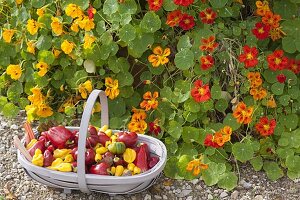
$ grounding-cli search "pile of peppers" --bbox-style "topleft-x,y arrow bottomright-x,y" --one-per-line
27,125 -> 160,176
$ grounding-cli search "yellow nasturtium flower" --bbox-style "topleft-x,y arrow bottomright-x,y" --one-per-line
36,103 -> 53,118
70,22 -> 79,33
61,40 -> 75,54
51,17 -> 63,36
83,34 -> 96,49
27,19 -> 40,35
52,49 -> 61,58
28,88 -> 45,106
2,29 -> 15,43
78,80 -> 93,99
27,41 -> 36,54
65,4 -> 83,19
35,61 -> 49,77
105,77 -> 120,100
77,16 -> 95,31
15,0 -> 23,5
36,8 -> 45,17
6,64 -> 22,80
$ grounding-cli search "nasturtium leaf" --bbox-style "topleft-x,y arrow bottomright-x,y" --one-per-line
282,36 -> 297,53
279,95 -> 290,106
2,103 -> 19,118
263,70 -> 278,83
288,86 -> 300,99
211,84 -> 222,100
184,99 -> 201,113
177,155 -> 195,180
215,99 -> 228,113
271,82 -> 284,95
263,161 -> 284,181
273,0 -> 298,19
177,143 -> 198,157
103,0 -> 119,16
108,98 -> 126,117
167,120 -> 183,140
287,170 -> 300,180
177,35 -> 192,51
282,69 -> 297,86
100,32 -> 113,45
250,156 -> 263,171
36,35 -> 52,50
218,7 -> 233,17
0,97 -> 8,111
223,113 -> 241,131
202,162 -> 226,186
128,33 -> 154,58
116,71 -> 134,87
210,0 -> 228,8
96,21 -> 106,35
174,49 -> 194,70
34,75 -> 49,88
165,137 -> 178,154
119,24 -> 136,43
232,143 -> 254,163
62,0 -> 89,10
286,155 -> 300,172
280,114 -> 299,130
163,0 -> 178,11
278,137 -> 289,147
140,12 -> 161,33
276,147 -> 294,159
164,156 -> 182,179
31,0 -> 45,8
282,19 -> 300,38
38,50 -> 55,64
217,172 -> 238,191
182,126 -> 201,143
148,65 -> 165,75
233,26 -> 241,36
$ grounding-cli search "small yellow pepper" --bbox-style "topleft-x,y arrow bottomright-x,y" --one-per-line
53,149 -> 71,159
96,147 -> 108,155
94,143 -> 102,151
32,149 -> 44,167
26,139 -> 37,149
133,166 -> 141,175
115,165 -> 124,176
110,166 -> 116,175
100,125 -> 109,132
105,141 -> 112,148
95,153 -> 102,162
127,163 -> 135,171
55,163 -> 72,172
48,158 -> 63,170
64,154 -> 74,163
105,129 -> 112,137
110,135 -> 117,142
123,148 -> 136,163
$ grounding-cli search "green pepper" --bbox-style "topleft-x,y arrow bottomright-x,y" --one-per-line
107,142 -> 126,154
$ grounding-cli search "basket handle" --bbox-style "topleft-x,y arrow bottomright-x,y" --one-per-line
77,89 -> 109,193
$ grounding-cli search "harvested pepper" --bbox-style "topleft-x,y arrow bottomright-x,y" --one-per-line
96,147 -> 108,155
117,131 -> 138,147
43,149 -> 54,167
115,165 -> 124,176
26,139 -> 37,149
98,131 -> 111,146
134,143 -> 149,172
107,142 -> 126,154
123,148 -> 136,163
53,149 -> 71,159
127,163 -> 135,171
86,125 -> 100,148
46,126 -> 74,149
95,153 -> 102,163
28,140 -> 46,157
64,154 -> 74,163
105,129 -> 112,137
47,158 -> 72,172
133,166 -> 141,175
32,149 -> 44,167
99,125 -> 109,132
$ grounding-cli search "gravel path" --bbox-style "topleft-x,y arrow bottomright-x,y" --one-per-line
0,113 -> 299,200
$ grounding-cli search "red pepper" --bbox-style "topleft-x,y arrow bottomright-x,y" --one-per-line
117,132 -> 138,147
86,126 -> 100,148
46,126 -> 74,149
28,140 -> 46,156
148,156 -> 159,169
47,145 -> 55,153
113,157 -> 126,167
71,162 -> 78,172
134,143 -> 149,172
89,163 -> 110,175
71,147 -> 96,166
97,131 -> 110,146
43,149 -> 54,167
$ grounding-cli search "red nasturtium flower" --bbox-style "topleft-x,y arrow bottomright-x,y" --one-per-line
238,45 -> 259,68
140,91 -> 159,111
267,49 -> 289,71
178,14 -> 195,30
255,116 -> 276,137
191,80 -> 211,103
204,134 -> 221,148
149,119 -> 161,136
173,0 -> 194,6
233,102 -> 254,124
200,55 -> 214,70
252,22 -> 270,40
166,10 -> 183,27
262,11 -> 281,28
276,74 -> 286,83
147,0 -> 163,12
288,59 -> 300,74
87,5 -> 96,19
200,36 -> 219,52
199,7 -> 217,24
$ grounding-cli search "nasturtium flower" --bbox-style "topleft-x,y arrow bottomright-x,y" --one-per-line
61,40 -> 75,55
51,17 -> 63,36
65,4 -> 83,19
36,8 -> 45,17
53,48 -> 61,58
140,91 -> 159,111
255,0 -> 270,16
186,156 -> 208,176
28,88 -> 44,105
233,102 -> 253,124
200,55 -> 214,70
27,41 -> 36,54
87,5 -> 96,19
166,10 -> 183,27
247,72 -> 262,88
178,14 -> 195,31
269,27 -> 285,41
267,49 -> 288,71
204,134 -> 221,148
199,8 -> 217,24
238,45 -> 259,68
36,61 -> 49,77
200,36 -> 218,52
267,96 -> 276,108
173,0 -> 194,6
288,59 -> 300,74
191,80 -> 211,103
149,119 -> 161,136
204,126 -> 232,148
128,120 -> 147,134
250,88 -> 267,101
276,74 -> 286,83
255,116 -> 276,137
252,22 -> 270,40
105,77 -> 120,100
78,80 -> 93,99
2,29 -> 15,43
147,0 -> 163,11
27,19 -> 40,35
6,64 -> 22,80
83,34 -> 96,49
16,0 -> 23,5
148,46 -> 171,67
71,22 -> 79,33
36,103 -> 53,118
77,16 -> 95,31
262,11 -> 281,28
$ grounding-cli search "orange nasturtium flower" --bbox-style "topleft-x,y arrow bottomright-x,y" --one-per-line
262,11 -> 281,28
269,27 -> 285,41
128,108 -> 147,134
2,29 -> 15,43
233,102 -> 254,124
105,77 -> 120,100
51,17 -> 63,36
35,61 -> 49,77
199,35 -> 219,52
247,72 -> 262,88
255,0 -> 270,16
61,40 -> 75,54
83,34 -> 96,49
78,80 -> 93,99
6,64 -> 22,80
27,41 -> 36,54
166,10 -> 183,27
140,91 -> 159,111
148,46 -> 171,67
250,88 -> 267,101
186,155 -> 208,176
27,19 -> 40,35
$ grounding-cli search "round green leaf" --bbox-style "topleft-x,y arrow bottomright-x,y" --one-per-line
202,162 -> 226,186
263,70 -> 278,83
184,99 -> 201,113
211,84 -> 222,99
271,82 -> 284,95
140,12 -> 161,33
210,0 -> 228,8
279,95 -> 290,106
174,49 -> 194,70
282,36 -> 297,53
31,0 -> 45,8
182,126 -> 201,143
286,155 -> 300,172
96,21 -> 106,35
217,172 -> 238,191
223,113 -> 241,131
118,0 -> 137,14
36,35 -> 52,51
177,35 -> 192,51
108,98 -> 126,117
263,161 -> 284,181
167,120 -> 183,140
38,50 -> 55,64
116,71 -> 134,87
103,0 -> 119,16
273,0 -> 298,19
163,0 -> 178,11
119,24 -> 136,43
2,103 -> 19,118
250,156 -> 263,171
165,137 -> 178,154
164,156 -> 182,179
232,143 -> 254,163
215,99 -> 228,113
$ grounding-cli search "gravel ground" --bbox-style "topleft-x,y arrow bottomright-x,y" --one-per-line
0,113 -> 299,200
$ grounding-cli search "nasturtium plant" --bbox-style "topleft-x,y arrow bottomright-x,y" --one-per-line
1,0 -> 300,191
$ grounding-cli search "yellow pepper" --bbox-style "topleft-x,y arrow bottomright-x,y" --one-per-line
110,135 -> 117,142
127,163 -> 135,171
53,149 -> 71,159
32,149 -> 44,167
110,166 -> 116,175
133,166 -> 141,175
123,148 -> 136,163
94,143 -> 102,151
48,158 -> 63,170
95,153 -> 102,162
105,129 -> 112,137
26,139 -> 37,149
105,140 -> 112,148
64,154 -> 74,163
96,147 -> 108,155
115,165 -> 124,176
55,163 -> 72,172
100,125 -> 109,132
